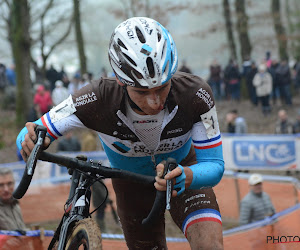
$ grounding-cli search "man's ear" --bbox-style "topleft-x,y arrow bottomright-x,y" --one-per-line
116,77 -> 125,86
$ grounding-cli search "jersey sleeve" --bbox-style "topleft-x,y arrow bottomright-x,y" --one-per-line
187,82 -> 224,189
16,91 -> 91,151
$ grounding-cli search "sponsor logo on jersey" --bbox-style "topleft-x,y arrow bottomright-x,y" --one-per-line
133,141 -> 183,153
196,88 -> 214,109
74,92 -> 97,107
167,128 -> 183,134
132,119 -> 158,124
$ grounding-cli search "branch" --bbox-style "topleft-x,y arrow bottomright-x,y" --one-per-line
31,0 -> 54,25
45,15 -> 74,57
31,12 -> 72,46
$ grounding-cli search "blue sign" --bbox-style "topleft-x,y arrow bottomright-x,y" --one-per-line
233,140 -> 296,168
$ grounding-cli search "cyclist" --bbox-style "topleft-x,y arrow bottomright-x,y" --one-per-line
17,17 -> 224,249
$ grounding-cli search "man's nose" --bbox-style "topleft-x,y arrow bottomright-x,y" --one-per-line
3,185 -> 10,192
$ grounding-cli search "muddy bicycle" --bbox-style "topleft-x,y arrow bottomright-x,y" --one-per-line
13,126 -> 176,250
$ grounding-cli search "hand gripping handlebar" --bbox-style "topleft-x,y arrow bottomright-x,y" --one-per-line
141,158 -> 177,227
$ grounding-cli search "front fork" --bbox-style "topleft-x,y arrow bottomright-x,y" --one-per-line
56,171 -> 92,250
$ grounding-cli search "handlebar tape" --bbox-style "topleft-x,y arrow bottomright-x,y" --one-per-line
141,158 -> 177,228
13,126 -> 47,199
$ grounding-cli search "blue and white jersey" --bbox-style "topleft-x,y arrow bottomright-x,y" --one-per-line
19,72 -> 224,189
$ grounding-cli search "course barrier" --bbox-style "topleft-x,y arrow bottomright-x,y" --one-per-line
222,133 -> 300,170
1,203 -> 300,249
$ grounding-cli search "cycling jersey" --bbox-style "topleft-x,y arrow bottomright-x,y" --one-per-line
17,71 -> 224,189
16,71 -> 224,244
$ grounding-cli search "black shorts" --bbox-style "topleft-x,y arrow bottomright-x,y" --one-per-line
112,179 -> 221,249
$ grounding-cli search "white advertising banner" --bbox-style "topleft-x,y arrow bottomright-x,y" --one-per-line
222,134 -> 300,170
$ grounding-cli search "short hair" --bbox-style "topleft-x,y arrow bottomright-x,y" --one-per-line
0,168 -> 14,177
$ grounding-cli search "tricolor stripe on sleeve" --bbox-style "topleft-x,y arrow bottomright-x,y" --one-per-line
182,208 -> 222,237
192,133 -> 222,150
41,113 -> 62,140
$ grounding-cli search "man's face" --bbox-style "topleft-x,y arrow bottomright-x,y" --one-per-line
126,81 -> 171,115
0,174 -> 15,202
251,183 -> 263,194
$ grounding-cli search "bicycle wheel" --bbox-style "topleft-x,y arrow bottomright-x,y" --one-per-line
65,218 -> 102,250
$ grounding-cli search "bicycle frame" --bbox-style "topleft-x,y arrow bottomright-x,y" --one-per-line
50,167 -> 95,250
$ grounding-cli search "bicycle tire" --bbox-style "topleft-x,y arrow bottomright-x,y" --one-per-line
63,218 -> 102,250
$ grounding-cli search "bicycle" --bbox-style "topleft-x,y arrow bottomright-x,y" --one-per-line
13,126 -> 177,250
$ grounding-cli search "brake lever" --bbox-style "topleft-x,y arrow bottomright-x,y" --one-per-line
163,158 -> 177,210
27,125 -> 47,175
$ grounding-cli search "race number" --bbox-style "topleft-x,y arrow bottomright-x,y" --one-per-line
200,106 -> 219,139
49,95 -> 76,123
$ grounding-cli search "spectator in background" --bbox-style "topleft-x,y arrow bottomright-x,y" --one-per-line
178,59 -> 192,74
27,103 -> 41,122
78,74 -> 89,90
225,109 -> 247,134
0,168 -> 27,230
275,59 -> 292,106
208,59 -> 222,101
253,64 -> 273,115
52,80 -> 69,106
33,85 -> 53,115
293,58 -> 300,93
275,109 -> 293,134
46,65 -> 59,91
239,174 -> 275,225
265,51 -> 272,68
268,59 -> 280,105
293,109 -> 300,134
100,67 -> 108,77
57,130 -> 81,152
68,76 -> 80,95
244,60 -> 257,106
224,59 -> 241,101
5,63 -> 16,86
81,130 -> 99,152
0,63 -> 8,90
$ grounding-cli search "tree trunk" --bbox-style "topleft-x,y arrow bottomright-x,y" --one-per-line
271,0 -> 288,60
73,0 -> 87,75
12,0 -> 32,126
235,0 -> 252,61
222,0 -> 237,60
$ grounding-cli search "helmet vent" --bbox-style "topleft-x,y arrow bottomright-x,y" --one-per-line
161,40 -> 166,59
123,53 -> 137,67
132,69 -> 143,79
117,39 -> 127,50
157,30 -> 162,42
146,57 -> 155,78
136,27 -> 146,43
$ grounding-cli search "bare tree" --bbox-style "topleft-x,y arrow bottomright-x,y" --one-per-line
11,0 -> 31,126
109,0 -> 189,26
235,0 -> 251,61
271,0 -> 288,60
30,0 -> 73,77
285,0 -> 300,59
222,0 -> 237,60
73,0 -> 87,75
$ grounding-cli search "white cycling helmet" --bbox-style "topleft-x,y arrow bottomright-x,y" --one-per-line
108,17 -> 178,89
